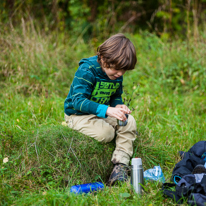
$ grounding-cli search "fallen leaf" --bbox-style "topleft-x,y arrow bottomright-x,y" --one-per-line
62,121 -> 67,126
3,157 -> 9,163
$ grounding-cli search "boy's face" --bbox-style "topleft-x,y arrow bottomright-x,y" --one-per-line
102,67 -> 126,80
100,59 -> 126,80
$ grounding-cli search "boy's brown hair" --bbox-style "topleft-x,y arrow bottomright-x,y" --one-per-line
97,33 -> 137,71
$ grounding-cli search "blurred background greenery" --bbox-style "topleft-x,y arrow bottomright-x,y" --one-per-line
1,0 -> 206,41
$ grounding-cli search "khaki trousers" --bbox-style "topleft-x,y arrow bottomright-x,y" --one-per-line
64,113 -> 137,165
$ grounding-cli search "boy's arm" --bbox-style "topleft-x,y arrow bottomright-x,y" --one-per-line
70,67 -> 108,118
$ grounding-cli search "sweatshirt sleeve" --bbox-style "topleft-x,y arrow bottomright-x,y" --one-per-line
110,82 -> 124,107
71,66 -> 108,118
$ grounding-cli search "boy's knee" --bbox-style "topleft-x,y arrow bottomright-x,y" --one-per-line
128,114 -> 137,130
96,126 -> 115,143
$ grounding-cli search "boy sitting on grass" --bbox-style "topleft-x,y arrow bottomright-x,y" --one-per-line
64,33 -> 137,185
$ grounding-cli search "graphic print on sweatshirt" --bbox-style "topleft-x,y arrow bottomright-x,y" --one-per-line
90,81 -> 120,104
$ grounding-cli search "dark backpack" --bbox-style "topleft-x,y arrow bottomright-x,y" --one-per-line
171,141 -> 206,184
163,141 -> 206,205
163,174 -> 206,205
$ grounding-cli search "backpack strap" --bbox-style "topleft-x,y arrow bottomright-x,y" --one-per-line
162,182 -> 176,189
162,183 -> 183,204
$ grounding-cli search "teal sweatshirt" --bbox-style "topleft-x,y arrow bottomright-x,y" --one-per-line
64,55 -> 123,118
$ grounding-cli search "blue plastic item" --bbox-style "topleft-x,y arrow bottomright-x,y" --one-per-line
144,165 -> 165,183
70,182 -> 104,194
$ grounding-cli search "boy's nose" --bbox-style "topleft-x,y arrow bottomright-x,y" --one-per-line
117,70 -> 124,76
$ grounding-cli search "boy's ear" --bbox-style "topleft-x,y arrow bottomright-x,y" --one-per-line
100,57 -> 104,65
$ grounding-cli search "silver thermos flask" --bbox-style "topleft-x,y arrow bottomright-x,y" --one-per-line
131,158 -> 144,194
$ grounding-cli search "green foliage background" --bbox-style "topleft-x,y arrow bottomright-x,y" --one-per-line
0,0 -> 206,205
1,0 -> 206,39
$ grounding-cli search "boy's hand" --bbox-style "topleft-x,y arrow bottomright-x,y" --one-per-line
115,104 -> 131,114
106,105 -> 131,121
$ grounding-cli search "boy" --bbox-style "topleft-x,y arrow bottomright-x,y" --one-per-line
64,33 -> 137,185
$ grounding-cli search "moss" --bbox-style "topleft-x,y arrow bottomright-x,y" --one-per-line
2,124 -> 171,191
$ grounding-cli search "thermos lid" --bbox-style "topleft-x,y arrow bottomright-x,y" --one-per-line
131,158 -> 142,166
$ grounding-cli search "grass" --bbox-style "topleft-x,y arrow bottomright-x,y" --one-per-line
0,21 -> 206,205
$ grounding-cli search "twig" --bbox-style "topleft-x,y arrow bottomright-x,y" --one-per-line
70,147 -> 82,168
34,130 -> 39,163
67,137 -> 73,154
44,149 -> 56,159
61,131 -> 73,153
119,13 -> 142,32
150,4 -> 167,23
61,131 -> 81,167
16,125 -> 25,131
